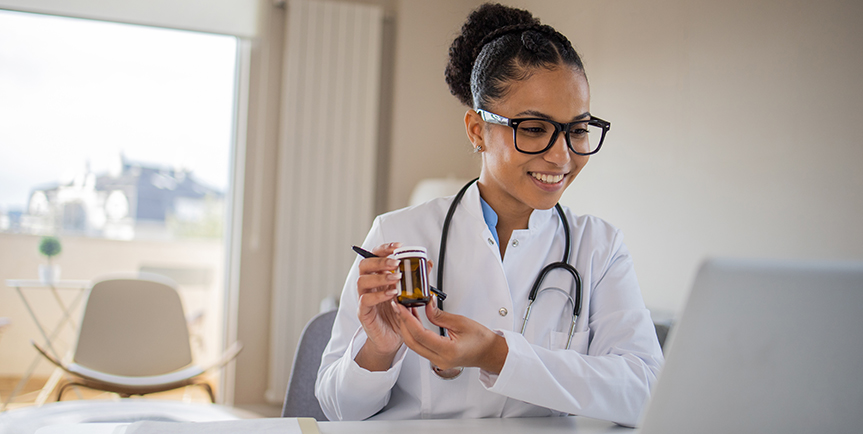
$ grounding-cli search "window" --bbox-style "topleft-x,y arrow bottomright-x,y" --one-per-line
0,10 -> 237,242
0,9 -> 238,404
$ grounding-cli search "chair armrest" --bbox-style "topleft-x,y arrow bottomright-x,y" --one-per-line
31,340 -> 69,372
203,341 -> 243,372
66,363 -> 205,387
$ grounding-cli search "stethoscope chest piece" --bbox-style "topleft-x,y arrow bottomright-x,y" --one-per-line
431,362 -> 464,380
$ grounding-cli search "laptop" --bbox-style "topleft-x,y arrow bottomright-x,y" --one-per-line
638,258 -> 863,434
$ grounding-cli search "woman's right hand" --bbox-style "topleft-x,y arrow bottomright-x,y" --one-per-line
354,242 -> 403,371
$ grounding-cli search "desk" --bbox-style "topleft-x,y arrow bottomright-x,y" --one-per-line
33,416 -> 631,434
3,279 -> 91,409
326,416 -> 628,433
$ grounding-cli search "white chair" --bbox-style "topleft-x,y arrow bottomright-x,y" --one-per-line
32,274 -> 241,402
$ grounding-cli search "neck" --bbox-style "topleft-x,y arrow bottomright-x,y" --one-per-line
476,180 -> 532,229
476,180 -> 532,258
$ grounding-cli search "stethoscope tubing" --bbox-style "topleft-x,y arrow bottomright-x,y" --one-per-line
436,179 -> 583,347
435,178 -> 475,335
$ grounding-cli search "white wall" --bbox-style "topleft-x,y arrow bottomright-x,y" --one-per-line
541,0 -> 863,314
386,0 -> 483,208
387,0 -> 863,315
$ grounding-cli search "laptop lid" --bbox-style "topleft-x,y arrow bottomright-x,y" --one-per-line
639,258 -> 863,434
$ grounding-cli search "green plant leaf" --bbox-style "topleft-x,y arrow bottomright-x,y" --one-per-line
39,236 -> 62,257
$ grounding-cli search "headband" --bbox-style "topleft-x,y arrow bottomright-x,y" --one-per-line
472,23 -> 563,59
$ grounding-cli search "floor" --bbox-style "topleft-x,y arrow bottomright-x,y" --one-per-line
0,375 -> 279,416
235,403 -> 282,418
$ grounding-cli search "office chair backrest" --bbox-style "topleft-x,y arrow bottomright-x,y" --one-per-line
654,322 -> 670,351
74,276 -> 193,377
282,310 -> 337,420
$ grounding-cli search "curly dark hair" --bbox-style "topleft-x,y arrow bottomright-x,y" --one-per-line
444,3 -> 585,109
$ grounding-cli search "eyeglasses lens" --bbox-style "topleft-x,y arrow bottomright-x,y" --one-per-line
514,120 -> 603,154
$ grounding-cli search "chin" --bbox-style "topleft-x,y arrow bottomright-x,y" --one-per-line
527,195 -> 563,211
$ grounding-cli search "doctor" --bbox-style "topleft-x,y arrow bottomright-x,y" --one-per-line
316,2 -> 663,426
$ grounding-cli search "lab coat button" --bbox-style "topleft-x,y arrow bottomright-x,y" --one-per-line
511,239 -> 519,247
499,307 -> 508,316
488,238 -> 495,245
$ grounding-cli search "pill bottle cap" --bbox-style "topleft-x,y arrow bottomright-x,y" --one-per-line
392,246 -> 428,260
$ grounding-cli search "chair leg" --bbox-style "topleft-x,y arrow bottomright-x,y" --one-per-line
195,381 -> 215,403
56,382 -> 68,401
57,380 -> 215,403
56,381 -> 85,401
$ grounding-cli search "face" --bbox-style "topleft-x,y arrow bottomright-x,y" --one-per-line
466,66 -> 591,217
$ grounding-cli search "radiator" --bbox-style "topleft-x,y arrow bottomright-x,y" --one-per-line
267,0 -> 383,404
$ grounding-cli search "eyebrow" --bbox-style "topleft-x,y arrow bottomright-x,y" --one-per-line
515,109 -> 591,122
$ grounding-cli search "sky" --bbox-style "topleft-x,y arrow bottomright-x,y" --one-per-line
0,10 -> 238,211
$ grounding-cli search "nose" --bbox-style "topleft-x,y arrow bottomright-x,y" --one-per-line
543,131 -> 571,166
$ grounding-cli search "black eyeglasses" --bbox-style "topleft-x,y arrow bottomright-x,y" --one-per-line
477,109 -> 611,155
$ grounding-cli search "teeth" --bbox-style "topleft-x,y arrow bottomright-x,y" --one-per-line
531,173 -> 564,184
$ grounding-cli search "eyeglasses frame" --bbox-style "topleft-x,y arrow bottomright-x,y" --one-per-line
476,109 -> 611,156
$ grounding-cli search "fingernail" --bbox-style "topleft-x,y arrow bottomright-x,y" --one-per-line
386,289 -> 398,296
386,259 -> 399,267
391,300 -> 399,313
386,272 -> 402,281
390,242 -> 402,249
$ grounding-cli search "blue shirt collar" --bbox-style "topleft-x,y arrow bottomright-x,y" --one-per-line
479,196 -> 499,245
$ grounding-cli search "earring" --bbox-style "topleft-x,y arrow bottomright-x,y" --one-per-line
475,145 -> 483,152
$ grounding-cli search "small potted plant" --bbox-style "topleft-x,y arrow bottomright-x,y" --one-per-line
38,236 -> 62,283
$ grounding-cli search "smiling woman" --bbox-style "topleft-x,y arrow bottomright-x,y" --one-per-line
316,2 -> 663,427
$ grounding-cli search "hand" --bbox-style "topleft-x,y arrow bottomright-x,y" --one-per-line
354,242 -> 404,371
392,299 -> 508,374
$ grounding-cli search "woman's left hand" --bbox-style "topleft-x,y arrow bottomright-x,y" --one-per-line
391,300 -> 508,374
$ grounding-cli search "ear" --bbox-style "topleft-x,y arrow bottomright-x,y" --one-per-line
464,110 -> 485,152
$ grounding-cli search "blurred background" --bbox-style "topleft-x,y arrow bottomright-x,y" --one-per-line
0,0 -> 860,416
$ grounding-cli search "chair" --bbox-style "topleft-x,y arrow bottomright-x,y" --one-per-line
281,310 -> 336,420
654,321 -> 671,351
32,274 -> 241,402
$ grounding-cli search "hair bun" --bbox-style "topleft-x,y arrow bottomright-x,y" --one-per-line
445,3 -> 539,107
520,30 -> 554,57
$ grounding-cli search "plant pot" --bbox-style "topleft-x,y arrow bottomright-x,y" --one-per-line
39,264 -> 61,284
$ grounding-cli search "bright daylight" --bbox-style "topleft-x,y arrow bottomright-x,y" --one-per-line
0,7 -> 237,417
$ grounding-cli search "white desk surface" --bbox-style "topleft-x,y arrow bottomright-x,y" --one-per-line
34,416 -> 631,434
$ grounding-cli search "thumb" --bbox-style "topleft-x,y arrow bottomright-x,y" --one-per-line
424,301 -> 459,331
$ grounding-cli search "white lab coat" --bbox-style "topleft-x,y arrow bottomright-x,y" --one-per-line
315,183 -> 663,426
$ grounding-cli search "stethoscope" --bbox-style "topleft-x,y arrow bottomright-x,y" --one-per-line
435,178 -> 583,349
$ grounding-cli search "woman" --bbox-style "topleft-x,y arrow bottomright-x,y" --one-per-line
316,3 -> 663,426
